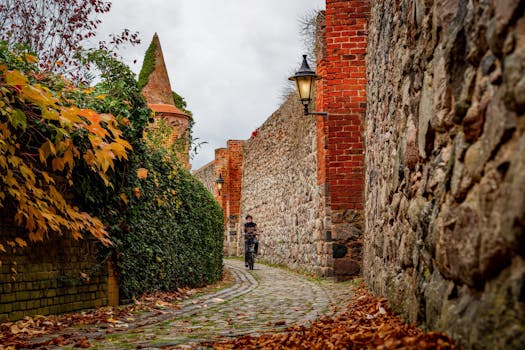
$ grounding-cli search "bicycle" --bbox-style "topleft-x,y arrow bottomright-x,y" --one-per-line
244,232 -> 256,270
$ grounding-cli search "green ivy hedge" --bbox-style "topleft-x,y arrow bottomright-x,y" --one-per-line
70,50 -> 224,300
114,148 -> 224,299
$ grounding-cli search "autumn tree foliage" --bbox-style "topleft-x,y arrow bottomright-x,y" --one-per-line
0,45 -> 133,256
0,0 -> 139,79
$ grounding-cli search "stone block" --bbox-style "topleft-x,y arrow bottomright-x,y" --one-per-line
436,203 -> 482,287
332,243 -> 347,258
334,257 -> 361,277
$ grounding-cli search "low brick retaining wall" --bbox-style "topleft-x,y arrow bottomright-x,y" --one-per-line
0,219 -> 109,321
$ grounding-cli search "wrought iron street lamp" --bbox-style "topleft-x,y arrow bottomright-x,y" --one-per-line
215,173 -> 225,196
288,54 -> 327,116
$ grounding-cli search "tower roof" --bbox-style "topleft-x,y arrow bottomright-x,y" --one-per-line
140,33 -> 182,109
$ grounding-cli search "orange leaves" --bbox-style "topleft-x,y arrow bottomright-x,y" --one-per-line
0,66 -> 131,251
24,53 -> 38,63
111,139 -> 130,160
0,288 -> 195,348
137,168 -> 148,179
210,288 -> 457,350
14,238 -> 27,248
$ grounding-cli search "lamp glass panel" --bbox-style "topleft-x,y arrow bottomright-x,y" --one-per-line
296,76 -> 313,101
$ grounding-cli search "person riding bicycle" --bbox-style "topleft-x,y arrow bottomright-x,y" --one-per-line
243,215 -> 259,267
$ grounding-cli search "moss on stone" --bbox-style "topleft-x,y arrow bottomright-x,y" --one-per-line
137,37 -> 157,90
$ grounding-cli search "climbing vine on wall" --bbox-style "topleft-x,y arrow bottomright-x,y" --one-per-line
137,38 -> 156,89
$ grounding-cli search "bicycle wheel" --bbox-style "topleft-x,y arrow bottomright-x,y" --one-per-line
248,252 -> 254,270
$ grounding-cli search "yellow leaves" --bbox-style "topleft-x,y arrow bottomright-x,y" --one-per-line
20,84 -> 55,106
0,243 -> 6,253
40,171 -> 55,184
19,165 -> 35,183
5,69 -> 28,86
137,168 -> 148,179
3,239 -> 27,249
14,238 -> 27,248
58,106 -> 83,127
94,145 -> 115,172
111,140 -> 128,161
9,109 -> 26,130
51,156 -> 66,172
38,140 -> 56,163
42,107 -> 59,121
120,193 -> 129,205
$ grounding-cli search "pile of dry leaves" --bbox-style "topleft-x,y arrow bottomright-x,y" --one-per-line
0,288 -> 194,349
206,288 -> 458,350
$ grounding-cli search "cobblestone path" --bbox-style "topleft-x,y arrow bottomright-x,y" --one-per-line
42,259 -> 354,349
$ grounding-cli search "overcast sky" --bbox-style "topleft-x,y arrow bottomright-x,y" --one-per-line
96,0 -> 325,170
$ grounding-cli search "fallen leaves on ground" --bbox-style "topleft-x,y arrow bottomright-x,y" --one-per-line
0,287 -> 194,349
205,287 -> 459,350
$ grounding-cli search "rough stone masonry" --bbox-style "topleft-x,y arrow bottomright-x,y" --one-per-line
364,0 -> 525,349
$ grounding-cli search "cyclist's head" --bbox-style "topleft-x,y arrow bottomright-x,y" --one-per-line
245,215 -> 253,221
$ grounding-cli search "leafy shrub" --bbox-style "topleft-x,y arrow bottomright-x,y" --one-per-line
114,148 -> 224,299
1,44 -> 224,297
73,50 -> 223,299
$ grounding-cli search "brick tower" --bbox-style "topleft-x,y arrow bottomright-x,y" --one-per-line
140,33 -> 190,168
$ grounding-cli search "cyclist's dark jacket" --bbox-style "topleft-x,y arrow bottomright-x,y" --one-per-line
244,222 -> 257,234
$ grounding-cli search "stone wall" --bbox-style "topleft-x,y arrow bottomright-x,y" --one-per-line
193,161 -> 215,193
193,141 -> 245,256
364,0 -> 525,348
0,218 -> 109,321
241,95 -> 333,276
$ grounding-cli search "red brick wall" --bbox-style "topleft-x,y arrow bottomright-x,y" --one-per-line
208,141 -> 245,255
320,0 -> 368,211
226,140 -> 244,220
317,0 -> 369,280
